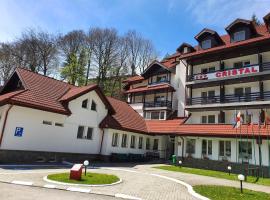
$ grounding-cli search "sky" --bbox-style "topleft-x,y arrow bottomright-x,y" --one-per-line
0,0 -> 270,57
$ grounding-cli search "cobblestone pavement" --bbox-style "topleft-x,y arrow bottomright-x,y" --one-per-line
0,165 -> 198,200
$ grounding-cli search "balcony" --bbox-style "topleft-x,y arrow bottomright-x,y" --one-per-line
148,79 -> 170,85
187,62 -> 270,82
144,100 -> 172,108
186,91 -> 270,106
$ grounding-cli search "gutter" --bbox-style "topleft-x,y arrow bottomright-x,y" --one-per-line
99,128 -> 105,155
0,104 -> 13,147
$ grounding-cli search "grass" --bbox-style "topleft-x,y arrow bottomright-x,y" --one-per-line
193,185 -> 270,200
154,165 -> 270,186
47,172 -> 120,185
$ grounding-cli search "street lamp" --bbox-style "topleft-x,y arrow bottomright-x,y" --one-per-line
83,160 -> 89,176
227,165 -> 232,175
179,160 -> 182,168
238,174 -> 245,193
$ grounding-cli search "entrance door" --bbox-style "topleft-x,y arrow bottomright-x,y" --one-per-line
166,136 -> 175,159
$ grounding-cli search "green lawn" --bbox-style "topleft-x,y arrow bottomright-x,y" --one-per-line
154,165 -> 270,186
193,185 -> 270,200
47,172 -> 120,185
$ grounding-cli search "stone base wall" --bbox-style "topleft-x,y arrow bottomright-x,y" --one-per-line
178,157 -> 270,178
0,150 -> 102,164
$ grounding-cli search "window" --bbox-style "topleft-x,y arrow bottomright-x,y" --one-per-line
145,112 -> 151,120
55,123 -> 64,127
155,96 -> 165,102
153,139 -> 159,150
186,139 -> 196,154
138,137 -> 143,149
156,75 -> 167,82
183,47 -> 189,54
239,141 -> 252,159
43,121 -> 52,125
201,68 -> 208,74
202,140 -> 212,156
160,112 -> 165,120
121,134 -> 128,148
201,116 -> 207,124
82,99 -> 88,109
208,115 -> 215,123
201,39 -> 211,49
219,141 -> 231,157
151,112 -> 160,119
243,61 -> 250,66
146,138 -> 150,150
233,62 -> 243,69
235,88 -> 244,97
77,126 -> 84,139
234,30 -> 245,42
130,135 -> 136,148
86,128 -> 93,140
91,100 -> 97,111
112,133 -> 119,147
208,67 -> 215,73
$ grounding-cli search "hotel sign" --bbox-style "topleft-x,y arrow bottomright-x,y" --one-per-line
194,65 -> 259,80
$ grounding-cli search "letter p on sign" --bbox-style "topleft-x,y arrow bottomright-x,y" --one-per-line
14,127 -> 24,137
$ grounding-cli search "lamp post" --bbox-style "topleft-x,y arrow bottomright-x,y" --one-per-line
179,160 -> 182,168
83,160 -> 89,176
227,165 -> 232,175
238,174 -> 245,193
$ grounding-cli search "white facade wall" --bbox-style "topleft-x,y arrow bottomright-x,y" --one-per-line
101,128 -> 167,158
175,136 -> 270,166
0,90 -> 108,155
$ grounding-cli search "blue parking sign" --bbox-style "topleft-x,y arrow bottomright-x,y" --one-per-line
14,127 -> 24,137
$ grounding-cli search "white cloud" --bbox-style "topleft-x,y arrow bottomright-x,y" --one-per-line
184,0 -> 270,32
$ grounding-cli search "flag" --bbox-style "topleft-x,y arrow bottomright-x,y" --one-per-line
233,111 -> 242,128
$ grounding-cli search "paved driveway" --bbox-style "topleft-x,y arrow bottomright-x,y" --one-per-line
0,164 -> 198,200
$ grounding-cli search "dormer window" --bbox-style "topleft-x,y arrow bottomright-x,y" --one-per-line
91,100 -> 97,111
82,99 -> 88,109
183,47 -> 189,54
234,30 -> 245,42
201,39 -> 211,49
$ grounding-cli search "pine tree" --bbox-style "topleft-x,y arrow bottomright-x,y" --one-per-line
251,14 -> 262,25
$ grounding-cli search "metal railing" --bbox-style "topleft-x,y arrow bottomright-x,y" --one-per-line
186,91 -> 270,106
144,100 -> 172,108
187,62 -> 270,81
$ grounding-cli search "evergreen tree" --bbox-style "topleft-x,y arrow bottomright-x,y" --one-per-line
251,14 -> 262,25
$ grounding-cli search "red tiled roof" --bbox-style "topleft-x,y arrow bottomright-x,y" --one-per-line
146,118 -> 187,134
122,75 -> 145,83
124,83 -> 175,94
168,25 -> 270,60
100,97 -> 148,134
0,68 -> 114,115
175,124 -> 270,138
160,58 -> 178,69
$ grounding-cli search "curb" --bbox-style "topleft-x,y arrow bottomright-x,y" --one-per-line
43,175 -> 123,187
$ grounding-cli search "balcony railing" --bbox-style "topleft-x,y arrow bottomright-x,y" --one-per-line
187,62 -> 270,82
186,91 -> 270,106
144,100 -> 172,108
148,79 -> 170,85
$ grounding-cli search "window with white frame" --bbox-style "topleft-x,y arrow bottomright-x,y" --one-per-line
202,139 -> 212,156
55,123 -> 64,127
239,141 -> 252,159
186,139 -> 196,154
144,111 -> 166,120
219,141 -> 231,157
91,100 -> 97,111
156,75 -> 167,82
121,134 -> 128,148
82,99 -> 88,109
153,139 -> 159,150
138,137 -> 143,149
233,30 -> 245,42
130,135 -> 136,148
146,138 -> 150,150
43,120 -> 52,125
201,39 -> 211,49
77,126 -> 93,140
112,133 -> 119,147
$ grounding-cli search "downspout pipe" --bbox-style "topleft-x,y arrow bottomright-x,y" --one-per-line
99,128 -> 105,155
179,136 -> 185,160
0,104 -> 13,147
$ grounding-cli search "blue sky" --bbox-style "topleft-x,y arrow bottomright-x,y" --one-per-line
0,0 -> 270,57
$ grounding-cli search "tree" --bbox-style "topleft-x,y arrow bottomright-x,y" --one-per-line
125,30 -> 158,75
251,14 -> 262,25
0,43 -> 16,84
60,51 -> 86,86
